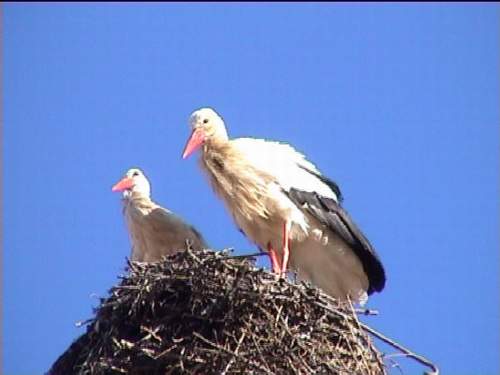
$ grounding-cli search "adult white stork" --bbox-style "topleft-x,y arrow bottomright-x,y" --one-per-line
112,168 -> 207,262
182,108 -> 385,304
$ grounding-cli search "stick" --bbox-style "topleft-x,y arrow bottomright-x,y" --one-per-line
193,332 -> 273,374
360,323 -> 439,375
354,308 -> 379,316
225,252 -> 268,259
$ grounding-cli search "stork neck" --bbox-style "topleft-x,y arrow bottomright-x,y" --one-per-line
203,134 -> 228,155
123,191 -> 153,206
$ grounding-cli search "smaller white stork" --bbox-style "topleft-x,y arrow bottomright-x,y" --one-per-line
112,168 -> 207,262
182,108 -> 385,304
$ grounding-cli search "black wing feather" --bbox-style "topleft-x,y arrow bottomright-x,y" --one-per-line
297,165 -> 344,202
287,188 -> 386,294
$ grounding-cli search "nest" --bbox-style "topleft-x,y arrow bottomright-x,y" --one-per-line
48,249 -> 386,374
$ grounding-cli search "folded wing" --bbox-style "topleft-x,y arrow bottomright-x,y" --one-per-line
287,188 -> 386,295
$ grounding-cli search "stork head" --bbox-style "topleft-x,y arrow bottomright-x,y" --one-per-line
182,107 -> 228,159
112,168 -> 151,199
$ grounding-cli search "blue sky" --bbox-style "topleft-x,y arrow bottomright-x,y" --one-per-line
4,3 -> 498,374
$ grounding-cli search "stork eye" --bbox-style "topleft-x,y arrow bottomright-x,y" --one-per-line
203,118 -> 209,124
132,171 -> 140,177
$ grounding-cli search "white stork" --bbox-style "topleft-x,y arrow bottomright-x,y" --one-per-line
182,108 -> 385,303
112,168 -> 207,262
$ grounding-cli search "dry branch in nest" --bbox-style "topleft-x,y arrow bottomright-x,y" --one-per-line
48,248 -> 387,375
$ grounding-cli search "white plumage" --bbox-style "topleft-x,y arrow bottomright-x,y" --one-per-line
183,108 -> 385,303
112,168 -> 207,262
231,138 -> 339,201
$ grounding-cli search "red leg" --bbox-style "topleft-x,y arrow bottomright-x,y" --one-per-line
267,243 -> 281,274
281,220 -> 291,274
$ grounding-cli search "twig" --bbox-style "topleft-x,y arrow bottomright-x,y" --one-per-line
221,331 -> 246,375
385,356 -> 404,375
193,332 -> 273,374
345,299 -> 372,374
75,318 -> 93,327
355,308 -> 379,316
225,252 -> 268,259
360,323 -> 439,375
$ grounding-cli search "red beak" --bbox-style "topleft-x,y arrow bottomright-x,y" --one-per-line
112,177 -> 135,192
182,128 -> 205,159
